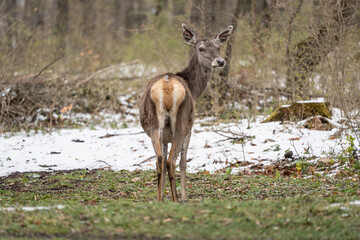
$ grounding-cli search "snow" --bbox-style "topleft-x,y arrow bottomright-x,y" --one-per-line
0,205 -> 65,212
0,115 -> 351,177
326,201 -> 360,211
296,98 -> 325,104
329,200 -> 360,208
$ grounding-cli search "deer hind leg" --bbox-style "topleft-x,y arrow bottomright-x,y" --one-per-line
180,133 -> 191,201
161,143 -> 168,198
151,129 -> 166,202
167,139 -> 181,202
153,107 -> 169,202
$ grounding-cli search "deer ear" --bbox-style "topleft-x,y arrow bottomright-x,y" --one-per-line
182,24 -> 198,46
213,25 -> 233,45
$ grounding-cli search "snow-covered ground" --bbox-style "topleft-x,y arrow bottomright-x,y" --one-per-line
0,111 -> 353,177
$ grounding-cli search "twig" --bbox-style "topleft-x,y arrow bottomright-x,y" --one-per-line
290,139 -> 301,157
94,160 -> 111,167
133,155 -> 156,167
31,56 -> 65,82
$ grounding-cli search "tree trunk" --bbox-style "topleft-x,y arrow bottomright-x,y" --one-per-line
24,0 -> 44,30
55,0 -> 69,55
219,0 -> 242,85
205,0 -> 218,36
204,0 -> 242,113
190,0 -> 202,29
250,0 -> 273,59
80,0 -> 95,37
4,0 -> 17,51
173,0 -> 185,17
287,0 -> 356,100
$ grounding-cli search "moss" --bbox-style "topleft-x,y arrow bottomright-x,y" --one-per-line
262,102 -> 332,123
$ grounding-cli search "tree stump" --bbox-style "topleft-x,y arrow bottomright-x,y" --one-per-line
262,101 -> 332,123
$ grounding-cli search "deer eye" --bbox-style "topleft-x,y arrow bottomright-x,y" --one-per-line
199,47 -> 204,52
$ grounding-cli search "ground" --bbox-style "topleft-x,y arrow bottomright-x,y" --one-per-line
0,169 -> 360,239
0,95 -> 359,239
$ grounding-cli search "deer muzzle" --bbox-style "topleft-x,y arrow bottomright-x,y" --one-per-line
211,58 -> 226,67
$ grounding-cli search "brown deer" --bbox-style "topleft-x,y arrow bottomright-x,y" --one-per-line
139,24 -> 233,202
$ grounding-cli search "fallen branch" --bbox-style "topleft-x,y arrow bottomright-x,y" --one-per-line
75,60 -> 140,87
99,131 -> 144,139
212,129 -> 252,141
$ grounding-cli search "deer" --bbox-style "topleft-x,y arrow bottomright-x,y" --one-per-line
139,23 -> 233,202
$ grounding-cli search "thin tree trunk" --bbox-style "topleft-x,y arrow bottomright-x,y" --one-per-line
205,0 -> 217,36
173,0 -> 185,17
80,0 -> 95,37
190,0 -> 202,29
189,0 -> 203,56
55,0 -> 69,55
219,0 -> 242,85
24,0 -> 44,30
285,0 -> 304,102
5,0 -> 17,51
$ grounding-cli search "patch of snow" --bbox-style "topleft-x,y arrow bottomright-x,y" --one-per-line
296,99 -> 324,104
332,108 -> 344,121
327,200 -> 360,210
238,60 -> 248,66
279,77 -> 287,88
0,116 -> 354,177
0,205 -> 65,211
1,88 -> 11,97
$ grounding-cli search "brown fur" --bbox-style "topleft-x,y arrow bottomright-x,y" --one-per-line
163,82 -> 173,112
139,24 -> 233,202
150,77 -> 185,113
140,74 -> 193,144
139,73 -> 194,202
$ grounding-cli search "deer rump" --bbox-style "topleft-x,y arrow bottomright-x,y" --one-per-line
140,73 -> 194,145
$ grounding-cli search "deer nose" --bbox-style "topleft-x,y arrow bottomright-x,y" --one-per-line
217,59 -> 225,67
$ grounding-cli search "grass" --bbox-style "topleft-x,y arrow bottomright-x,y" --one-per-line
1,198 -> 360,239
1,169 -> 360,239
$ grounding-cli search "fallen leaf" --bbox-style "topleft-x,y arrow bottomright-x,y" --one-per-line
265,164 -> 275,173
308,166 -> 316,174
318,157 -> 331,164
131,177 -> 141,182
163,218 -> 172,223
112,228 -> 124,234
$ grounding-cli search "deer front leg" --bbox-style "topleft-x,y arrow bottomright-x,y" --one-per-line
161,143 -> 168,198
180,133 -> 191,201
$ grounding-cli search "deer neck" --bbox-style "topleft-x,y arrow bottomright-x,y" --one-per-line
176,53 -> 212,99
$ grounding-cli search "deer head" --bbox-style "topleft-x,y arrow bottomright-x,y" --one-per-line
181,24 -> 233,69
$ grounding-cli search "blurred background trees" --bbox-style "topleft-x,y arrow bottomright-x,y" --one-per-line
0,0 -> 359,129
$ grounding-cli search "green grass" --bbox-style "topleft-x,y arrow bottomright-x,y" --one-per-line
0,169 -> 359,239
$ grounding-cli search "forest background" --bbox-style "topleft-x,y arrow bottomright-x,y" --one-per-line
0,0 -> 359,132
